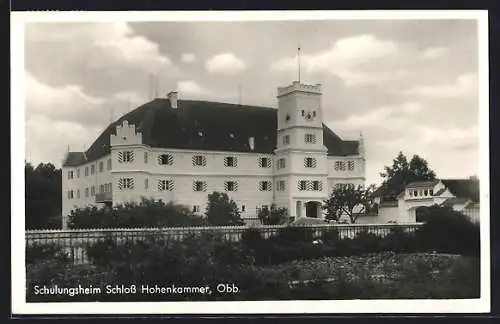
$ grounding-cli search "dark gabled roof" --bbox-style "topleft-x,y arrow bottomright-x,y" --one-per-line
63,99 -> 360,167
441,197 -> 472,207
441,179 -> 480,202
433,188 -> 447,197
63,152 -> 86,166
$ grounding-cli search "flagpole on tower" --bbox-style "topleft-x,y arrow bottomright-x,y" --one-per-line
297,45 -> 301,83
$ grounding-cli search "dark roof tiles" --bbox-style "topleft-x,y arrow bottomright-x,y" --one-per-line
63,99 -> 360,166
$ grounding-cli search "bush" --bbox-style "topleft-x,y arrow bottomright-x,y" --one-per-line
272,226 -> 314,244
26,243 -> 71,265
258,204 -> 289,225
68,198 -> 206,229
416,206 -> 480,256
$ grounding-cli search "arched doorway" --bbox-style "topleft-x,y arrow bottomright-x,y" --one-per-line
416,206 -> 431,222
305,201 -> 321,218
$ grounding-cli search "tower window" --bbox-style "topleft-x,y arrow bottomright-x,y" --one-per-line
348,161 -> 355,171
305,133 -> 316,144
298,180 -> 307,191
144,152 -> 148,164
277,158 -> 286,169
283,135 -> 290,145
118,151 -> 134,163
304,157 -> 317,168
277,180 -> 286,191
118,178 -> 134,190
301,110 -> 305,116
312,181 -> 322,191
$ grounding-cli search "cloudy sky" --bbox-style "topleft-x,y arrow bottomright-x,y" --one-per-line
23,18 -> 480,185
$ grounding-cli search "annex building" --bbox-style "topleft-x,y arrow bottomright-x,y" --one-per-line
61,81 -> 366,228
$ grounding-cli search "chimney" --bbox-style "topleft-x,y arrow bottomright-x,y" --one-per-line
248,137 -> 255,151
167,91 -> 178,109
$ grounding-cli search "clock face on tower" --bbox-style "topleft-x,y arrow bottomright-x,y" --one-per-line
303,110 -> 316,121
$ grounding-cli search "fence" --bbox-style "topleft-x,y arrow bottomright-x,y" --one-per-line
26,223 -> 424,264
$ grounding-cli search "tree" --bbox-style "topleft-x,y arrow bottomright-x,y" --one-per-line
258,204 -> 289,225
205,192 -> 244,226
379,151 -> 436,201
323,184 -> 376,224
25,161 -> 62,229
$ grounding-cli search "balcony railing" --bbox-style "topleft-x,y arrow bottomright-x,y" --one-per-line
95,192 -> 112,203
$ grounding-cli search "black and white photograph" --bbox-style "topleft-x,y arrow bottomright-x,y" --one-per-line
12,10 -> 489,314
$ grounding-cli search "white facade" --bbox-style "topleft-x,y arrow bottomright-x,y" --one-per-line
61,81 -> 365,228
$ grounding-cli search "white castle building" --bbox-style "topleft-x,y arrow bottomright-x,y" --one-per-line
61,81 -> 366,228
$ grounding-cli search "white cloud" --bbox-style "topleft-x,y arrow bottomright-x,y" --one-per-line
270,34 -> 400,85
26,22 -> 172,75
422,46 -> 448,59
25,72 -> 105,123
181,53 -> 196,63
403,72 -> 478,98
330,102 -> 422,131
25,113 -> 102,167
177,80 -> 210,95
205,52 -> 247,75
416,124 -> 479,146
